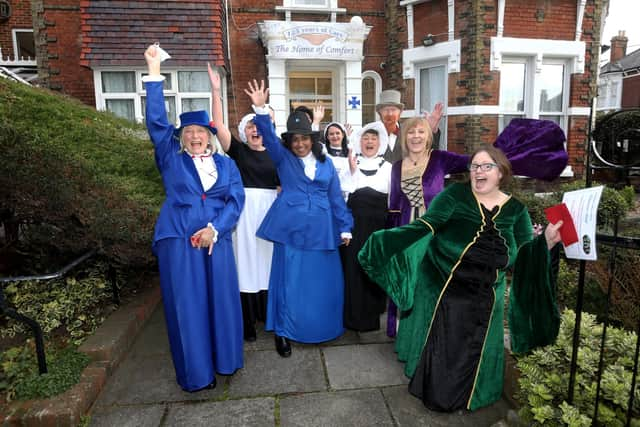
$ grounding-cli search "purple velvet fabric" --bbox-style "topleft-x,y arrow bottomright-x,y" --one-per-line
387,150 -> 469,228
494,118 -> 568,181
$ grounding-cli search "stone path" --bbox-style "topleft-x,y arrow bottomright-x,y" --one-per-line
88,306 -> 513,427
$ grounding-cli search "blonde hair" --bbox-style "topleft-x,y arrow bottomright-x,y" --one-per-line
401,117 -> 433,156
178,127 -> 217,154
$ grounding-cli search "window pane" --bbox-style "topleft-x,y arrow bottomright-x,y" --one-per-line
142,96 -> 176,125
539,64 -> 564,112
501,114 -> 525,129
293,0 -> 328,6
419,65 -> 445,113
182,98 -> 210,115
15,31 -> 35,59
500,63 -> 525,112
178,71 -> 210,92
106,99 -> 135,121
540,115 -> 561,125
290,78 -> 316,96
102,72 -> 136,93
317,78 -> 332,95
362,77 -> 376,124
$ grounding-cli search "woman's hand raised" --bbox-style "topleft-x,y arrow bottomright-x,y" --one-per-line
144,44 -> 161,77
245,79 -> 269,108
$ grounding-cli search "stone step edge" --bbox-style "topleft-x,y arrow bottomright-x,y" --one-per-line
1,279 -> 161,427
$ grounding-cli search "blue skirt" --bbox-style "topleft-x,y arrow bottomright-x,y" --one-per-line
156,236 -> 243,391
266,243 -> 345,343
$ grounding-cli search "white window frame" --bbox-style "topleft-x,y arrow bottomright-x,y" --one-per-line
498,56 -> 570,136
361,70 -> 382,124
93,68 -> 225,124
11,29 -> 36,64
286,60 -> 342,125
276,0 -> 345,21
415,59 -> 449,149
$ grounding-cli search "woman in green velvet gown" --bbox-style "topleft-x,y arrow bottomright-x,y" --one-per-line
358,144 -> 564,412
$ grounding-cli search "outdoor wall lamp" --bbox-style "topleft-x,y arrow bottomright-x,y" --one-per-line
422,34 -> 435,47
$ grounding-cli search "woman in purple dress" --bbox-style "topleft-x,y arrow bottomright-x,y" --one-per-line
385,117 -> 469,339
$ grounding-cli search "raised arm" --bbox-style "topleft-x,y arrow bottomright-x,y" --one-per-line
245,80 -> 286,164
208,63 -> 231,152
143,45 -> 176,168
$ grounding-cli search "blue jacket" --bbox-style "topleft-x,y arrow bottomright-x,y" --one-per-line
254,113 -> 353,250
144,81 -> 245,248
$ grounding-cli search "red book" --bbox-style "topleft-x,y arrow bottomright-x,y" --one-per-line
544,203 -> 579,246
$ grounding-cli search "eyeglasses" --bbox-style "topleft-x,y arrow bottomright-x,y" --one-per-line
469,162 -> 498,172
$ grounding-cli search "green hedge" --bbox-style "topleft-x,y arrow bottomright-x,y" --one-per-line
0,78 -> 163,268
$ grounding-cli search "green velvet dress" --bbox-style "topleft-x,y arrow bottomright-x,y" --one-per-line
358,183 -> 559,411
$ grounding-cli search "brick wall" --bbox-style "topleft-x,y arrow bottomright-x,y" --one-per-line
0,0 -> 33,59
413,0 -> 448,47
33,0 -> 94,105
503,0 -> 576,40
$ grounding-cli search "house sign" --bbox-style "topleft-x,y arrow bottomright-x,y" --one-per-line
258,19 -> 371,61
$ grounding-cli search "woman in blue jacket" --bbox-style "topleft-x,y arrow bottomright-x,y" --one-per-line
143,45 -> 245,391
245,80 -> 353,357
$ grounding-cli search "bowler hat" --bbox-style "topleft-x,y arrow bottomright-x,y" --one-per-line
174,110 -> 217,138
281,111 -> 319,139
375,90 -> 404,112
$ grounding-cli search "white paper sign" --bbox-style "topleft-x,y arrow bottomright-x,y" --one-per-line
562,185 -> 604,261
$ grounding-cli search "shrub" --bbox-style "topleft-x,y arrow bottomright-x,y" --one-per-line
516,309 -> 640,426
0,341 -> 89,402
0,78 -> 163,270
1,261 -> 115,345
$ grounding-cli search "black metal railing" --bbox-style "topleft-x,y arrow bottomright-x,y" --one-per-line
565,107 -> 640,426
0,249 -> 119,374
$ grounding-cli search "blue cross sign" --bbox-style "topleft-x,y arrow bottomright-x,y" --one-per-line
348,96 -> 360,109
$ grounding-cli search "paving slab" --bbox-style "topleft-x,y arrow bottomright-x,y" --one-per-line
228,347 -> 327,397
323,343 -> 408,390
280,389 -> 394,427
382,385 -> 511,427
92,353 -> 224,407
165,397 -> 275,427
88,404 -> 165,427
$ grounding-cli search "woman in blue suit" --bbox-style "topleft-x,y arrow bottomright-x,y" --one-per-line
245,80 -> 353,357
143,45 -> 245,391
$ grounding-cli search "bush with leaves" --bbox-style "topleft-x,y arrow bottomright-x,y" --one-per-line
516,309 -> 640,426
0,341 -> 89,403
0,78 -> 163,270
1,261 -> 115,345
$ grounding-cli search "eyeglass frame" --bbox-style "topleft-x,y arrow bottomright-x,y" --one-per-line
468,162 -> 498,172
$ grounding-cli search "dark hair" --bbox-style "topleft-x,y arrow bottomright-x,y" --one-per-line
469,143 -> 512,185
323,123 -> 349,157
282,132 -> 326,162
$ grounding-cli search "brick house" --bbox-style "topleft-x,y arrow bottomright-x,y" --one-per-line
598,30 -> 640,112
1,0 -> 608,178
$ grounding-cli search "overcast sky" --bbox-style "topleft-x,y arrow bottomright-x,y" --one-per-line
601,0 -> 640,61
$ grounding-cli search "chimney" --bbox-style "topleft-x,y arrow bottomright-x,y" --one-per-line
610,30 -> 628,63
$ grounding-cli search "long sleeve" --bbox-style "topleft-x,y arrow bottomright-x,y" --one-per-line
328,166 -> 354,233
254,113 -> 286,165
508,208 -> 561,353
211,157 -> 245,237
144,81 -> 178,171
359,184 -> 458,310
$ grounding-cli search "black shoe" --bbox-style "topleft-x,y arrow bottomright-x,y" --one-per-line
275,335 -> 291,357
244,324 -> 257,342
188,377 -> 216,393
